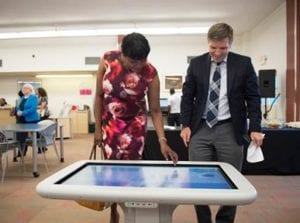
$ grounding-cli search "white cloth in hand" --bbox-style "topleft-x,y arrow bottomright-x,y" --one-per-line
247,141 -> 264,163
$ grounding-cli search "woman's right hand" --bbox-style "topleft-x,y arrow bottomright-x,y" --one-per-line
160,142 -> 178,165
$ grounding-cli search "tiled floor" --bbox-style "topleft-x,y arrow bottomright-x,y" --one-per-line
1,134 -> 300,223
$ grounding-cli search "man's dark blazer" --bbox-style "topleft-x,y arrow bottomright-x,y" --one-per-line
181,52 -> 262,145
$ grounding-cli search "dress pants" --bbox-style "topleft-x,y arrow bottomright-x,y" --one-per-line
189,120 -> 243,223
167,113 -> 181,127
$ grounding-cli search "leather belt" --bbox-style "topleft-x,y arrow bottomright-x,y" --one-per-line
216,118 -> 232,125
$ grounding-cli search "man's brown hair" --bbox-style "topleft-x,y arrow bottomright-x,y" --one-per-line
207,23 -> 233,44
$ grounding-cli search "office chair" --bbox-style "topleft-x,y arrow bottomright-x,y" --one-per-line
25,120 -> 60,172
0,130 -> 23,182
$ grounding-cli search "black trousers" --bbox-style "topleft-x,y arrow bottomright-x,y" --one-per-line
16,120 -> 39,156
195,205 -> 236,223
167,113 -> 181,126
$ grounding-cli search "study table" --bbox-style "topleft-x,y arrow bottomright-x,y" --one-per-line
144,127 -> 300,175
0,123 -> 64,177
36,160 -> 257,223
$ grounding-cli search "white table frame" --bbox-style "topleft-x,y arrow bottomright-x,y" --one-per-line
36,160 -> 257,223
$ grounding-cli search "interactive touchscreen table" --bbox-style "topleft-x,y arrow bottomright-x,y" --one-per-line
36,160 -> 257,223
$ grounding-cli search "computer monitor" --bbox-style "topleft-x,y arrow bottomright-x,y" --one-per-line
160,98 -> 168,112
160,98 -> 168,107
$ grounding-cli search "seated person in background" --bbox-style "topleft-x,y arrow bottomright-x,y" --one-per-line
167,88 -> 181,127
16,84 -> 40,156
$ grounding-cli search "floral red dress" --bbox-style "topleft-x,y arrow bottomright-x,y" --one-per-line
101,51 -> 157,160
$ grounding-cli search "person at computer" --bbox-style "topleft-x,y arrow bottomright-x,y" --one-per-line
180,23 -> 264,223
94,32 -> 178,223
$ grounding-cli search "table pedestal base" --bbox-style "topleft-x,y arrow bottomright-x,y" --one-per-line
120,203 -> 176,223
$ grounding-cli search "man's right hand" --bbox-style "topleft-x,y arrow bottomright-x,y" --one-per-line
180,127 -> 191,147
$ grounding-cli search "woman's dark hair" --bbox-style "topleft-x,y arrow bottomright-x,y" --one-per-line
37,87 -> 48,97
121,32 -> 150,60
18,90 -> 24,98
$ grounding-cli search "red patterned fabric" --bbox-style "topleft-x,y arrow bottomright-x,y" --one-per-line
101,51 -> 157,160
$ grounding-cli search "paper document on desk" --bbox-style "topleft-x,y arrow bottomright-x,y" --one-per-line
247,141 -> 264,163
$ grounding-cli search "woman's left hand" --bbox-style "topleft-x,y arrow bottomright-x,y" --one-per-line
160,142 -> 178,165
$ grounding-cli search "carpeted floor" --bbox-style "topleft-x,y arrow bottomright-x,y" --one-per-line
1,134 -> 300,223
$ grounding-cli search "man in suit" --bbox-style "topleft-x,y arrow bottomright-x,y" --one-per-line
180,23 -> 264,223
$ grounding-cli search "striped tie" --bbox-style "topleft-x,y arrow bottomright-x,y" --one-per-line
206,62 -> 222,128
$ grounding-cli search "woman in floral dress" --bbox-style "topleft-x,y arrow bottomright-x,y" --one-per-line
94,33 -> 178,223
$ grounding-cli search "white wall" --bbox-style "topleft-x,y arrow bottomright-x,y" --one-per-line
0,75 -> 96,120
0,34 -> 244,113
41,75 -> 96,117
0,3 -> 287,121
0,36 -> 116,72
247,2 -> 286,121
148,34 -> 243,98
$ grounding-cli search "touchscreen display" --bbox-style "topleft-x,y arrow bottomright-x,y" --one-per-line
57,164 -> 235,189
